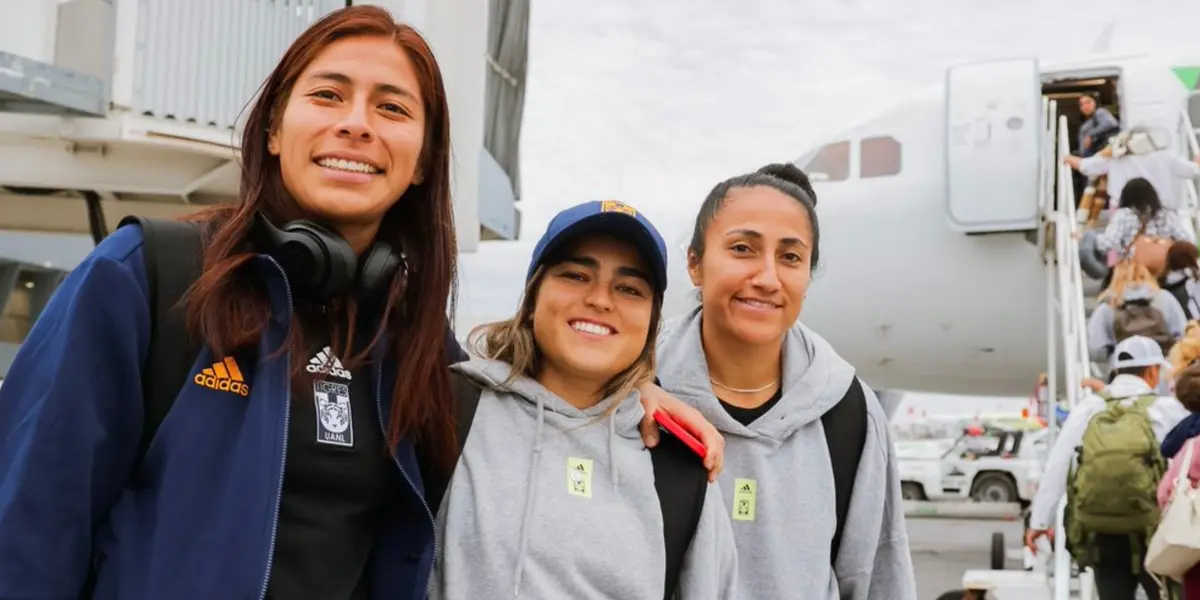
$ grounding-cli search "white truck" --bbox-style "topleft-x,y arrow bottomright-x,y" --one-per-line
898,426 -> 1048,506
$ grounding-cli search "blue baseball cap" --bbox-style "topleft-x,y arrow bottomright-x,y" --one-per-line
526,200 -> 668,292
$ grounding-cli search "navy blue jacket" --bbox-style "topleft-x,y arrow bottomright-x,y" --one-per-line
0,225 -> 464,600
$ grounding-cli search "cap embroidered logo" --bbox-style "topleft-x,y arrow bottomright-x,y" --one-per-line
600,200 -> 637,217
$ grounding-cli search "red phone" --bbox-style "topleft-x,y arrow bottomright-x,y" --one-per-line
653,410 -> 707,460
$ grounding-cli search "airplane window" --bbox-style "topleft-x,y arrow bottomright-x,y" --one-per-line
861,136 -> 901,178
802,141 -> 850,182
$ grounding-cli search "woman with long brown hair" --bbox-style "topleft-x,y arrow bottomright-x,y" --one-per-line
0,7 -> 721,600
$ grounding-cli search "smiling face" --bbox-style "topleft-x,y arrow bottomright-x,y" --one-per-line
268,35 -> 426,251
531,235 -> 656,391
689,185 -> 814,346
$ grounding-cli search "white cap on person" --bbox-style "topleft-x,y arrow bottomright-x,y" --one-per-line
1111,335 -> 1170,370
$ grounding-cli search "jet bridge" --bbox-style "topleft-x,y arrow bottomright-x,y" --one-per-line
0,0 -> 528,374
0,0 -> 524,250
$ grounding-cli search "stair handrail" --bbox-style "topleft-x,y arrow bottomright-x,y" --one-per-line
1058,114 -> 1090,410
1178,108 -> 1200,236
1051,113 -> 1094,600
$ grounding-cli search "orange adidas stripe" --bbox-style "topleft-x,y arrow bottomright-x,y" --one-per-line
223,356 -> 244,381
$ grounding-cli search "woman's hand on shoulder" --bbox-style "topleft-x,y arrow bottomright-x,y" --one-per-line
636,382 -> 725,481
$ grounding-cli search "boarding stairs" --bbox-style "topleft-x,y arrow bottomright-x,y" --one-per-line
965,102 -> 1200,600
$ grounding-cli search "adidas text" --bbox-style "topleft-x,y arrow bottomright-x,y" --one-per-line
194,373 -> 251,396
306,363 -> 352,379
195,357 -> 251,396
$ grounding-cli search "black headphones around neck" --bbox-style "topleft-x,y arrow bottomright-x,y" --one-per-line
254,213 -> 407,303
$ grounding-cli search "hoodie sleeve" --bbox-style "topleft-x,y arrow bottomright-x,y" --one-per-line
1169,155 -> 1200,179
677,481 -> 740,600
1029,397 -> 1102,529
1087,303 -> 1115,362
1090,108 -> 1120,138
833,387 -> 917,600
0,226 -> 150,598
1155,290 -> 1189,339
1078,154 -> 1111,178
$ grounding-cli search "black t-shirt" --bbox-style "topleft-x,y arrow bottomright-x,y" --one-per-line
266,318 -> 402,600
719,388 -> 784,426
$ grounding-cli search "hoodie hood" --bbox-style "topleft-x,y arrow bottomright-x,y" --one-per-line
1163,413 -> 1200,459
451,357 -> 646,489
445,357 -> 645,596
1118,283 -> 1157,303
1164,270 -> 1190,287
655,306 -> 856,439
453,357 -> 645,439
432,357 -> 742,599
653,306 -> 919,599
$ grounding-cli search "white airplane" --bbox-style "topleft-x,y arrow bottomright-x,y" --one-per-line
458,49 -> 1200,401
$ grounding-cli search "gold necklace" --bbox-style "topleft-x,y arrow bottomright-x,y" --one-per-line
709,377 -> 778,394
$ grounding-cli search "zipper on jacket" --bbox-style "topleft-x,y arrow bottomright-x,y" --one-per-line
258,256 -> 294,600
375,364 -> 439,598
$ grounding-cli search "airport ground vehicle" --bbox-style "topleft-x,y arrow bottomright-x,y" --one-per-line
899,426 -> 1048,506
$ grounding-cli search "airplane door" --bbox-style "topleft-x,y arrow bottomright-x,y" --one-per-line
945,58 -> 1042,233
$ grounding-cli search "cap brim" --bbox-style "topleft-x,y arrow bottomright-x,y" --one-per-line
1111,357 -> 1171,370
533,213 -> 666,290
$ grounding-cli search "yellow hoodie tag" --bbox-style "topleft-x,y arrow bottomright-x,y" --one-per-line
567,457 -> 593,498
733,478 -> 757,521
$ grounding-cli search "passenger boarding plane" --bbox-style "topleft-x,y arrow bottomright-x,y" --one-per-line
458,50 -> 1200,399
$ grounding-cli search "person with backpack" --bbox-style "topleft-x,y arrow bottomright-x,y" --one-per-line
1154,350 -> 1200,598
0,8 -> 725,600
428,200 -> 739,600
1079,177 -> 1193,287
1088,260 -> 1187,373
1026,335 -> 1189,600
650,163 -> 918,600
1161,241 -> 1200,321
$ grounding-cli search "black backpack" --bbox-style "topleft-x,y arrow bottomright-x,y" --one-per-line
121,216 -> 869,599
1162,276 -> 1200,321
427,373 -> 868,600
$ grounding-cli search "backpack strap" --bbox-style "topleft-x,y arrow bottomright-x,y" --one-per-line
117,216 -> 205,469
420,370 -> 485,517
1130,393 -> 1159,411
650,419 -> 708,600
823,377 -> 869,564
441,372 -> 706,600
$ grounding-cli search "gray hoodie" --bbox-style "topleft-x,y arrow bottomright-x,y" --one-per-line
429,357 -> 740,600
655,308 -> 917,600
1087,283 -> 1187,366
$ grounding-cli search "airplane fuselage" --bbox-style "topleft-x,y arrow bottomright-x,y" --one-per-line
722,53 -> 1197,397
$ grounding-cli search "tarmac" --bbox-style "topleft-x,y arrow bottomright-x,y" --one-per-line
908,516 -> 1026,598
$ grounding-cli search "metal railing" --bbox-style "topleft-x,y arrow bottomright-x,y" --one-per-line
1056,114 -> 1093,413
1049,111 -> 1097,600
1179,108 -> 1200,237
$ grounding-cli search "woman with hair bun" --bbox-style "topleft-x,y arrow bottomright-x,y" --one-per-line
649,163 -> 917,599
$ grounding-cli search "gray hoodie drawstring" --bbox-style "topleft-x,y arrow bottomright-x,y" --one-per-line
512,395 -> 546,596
608,414 -> 619,492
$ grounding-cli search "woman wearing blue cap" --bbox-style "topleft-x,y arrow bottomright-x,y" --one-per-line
428,200 -> 739,600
